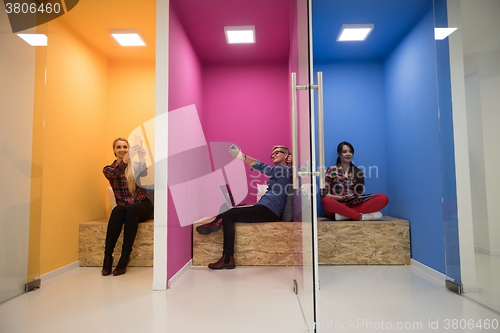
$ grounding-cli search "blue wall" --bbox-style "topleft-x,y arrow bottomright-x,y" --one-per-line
314,5 -> 447,274
314,60 -> 388,217
384,7 -> 445,273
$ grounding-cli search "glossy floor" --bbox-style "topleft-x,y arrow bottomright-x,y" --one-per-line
0,265 -> 499,333
463,252 -> 500,313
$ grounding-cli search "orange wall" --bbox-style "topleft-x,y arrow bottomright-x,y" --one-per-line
40,19 -> 109,274
105,59 -> 156,215
107,59 -> 156,149
39,19 -> 155,275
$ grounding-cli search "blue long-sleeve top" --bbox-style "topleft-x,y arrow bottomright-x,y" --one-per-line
250,160 -> 292,217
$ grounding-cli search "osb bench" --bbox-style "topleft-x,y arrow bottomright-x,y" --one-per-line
317,216 -> 410,265
193,218 -> 297,266
193,216 -> 410,266
79,218 -> 154,267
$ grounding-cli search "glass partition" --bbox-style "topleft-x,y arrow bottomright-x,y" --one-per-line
0,10 -> 44,303
433,0 -> 462,292
312,0 -> 462,326
445,0 -> 500,312
290,0 -> 318,330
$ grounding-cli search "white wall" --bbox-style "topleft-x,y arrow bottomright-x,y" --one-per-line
153,0 -> 169,291
467,50 -> 500,254
446,0 -> 477,290
461,0 -> 500,255
0,10 -> 37,302
464,70 -> 490,251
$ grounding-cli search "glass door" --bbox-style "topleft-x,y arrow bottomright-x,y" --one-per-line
0,10 -> 43,303
311,0 -> 467,328
443,0 -> 500,312
433,0 -> 463,294
290,0 -> 319,331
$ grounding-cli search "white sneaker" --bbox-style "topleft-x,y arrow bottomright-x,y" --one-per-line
361,212 -> 382,221
334,213 -> 350,221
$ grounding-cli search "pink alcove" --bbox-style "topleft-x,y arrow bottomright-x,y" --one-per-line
167,0 -> 293,281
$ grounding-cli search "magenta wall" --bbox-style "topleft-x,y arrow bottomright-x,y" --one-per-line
167,6 -> 203,281
201,62 -> 291,201
168,5 -> 290,280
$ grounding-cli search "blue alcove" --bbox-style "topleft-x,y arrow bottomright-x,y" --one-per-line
313,0 -> 457,276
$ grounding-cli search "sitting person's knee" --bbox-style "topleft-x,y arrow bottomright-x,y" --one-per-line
111,205 -> 126,215
125,204 -> 141,216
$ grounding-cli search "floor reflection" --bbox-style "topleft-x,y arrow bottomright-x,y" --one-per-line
464,252 -> 500,313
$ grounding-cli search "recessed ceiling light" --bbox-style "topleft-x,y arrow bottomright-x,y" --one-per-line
434,28 -> 457,40
17,34 -> 47,46
109,29 -> 146,46
224,26 -> 255,44
337,24 -> 374,42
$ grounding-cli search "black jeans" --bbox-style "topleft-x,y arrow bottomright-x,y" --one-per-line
218,204 -> 278,257
104,199 -> 154,258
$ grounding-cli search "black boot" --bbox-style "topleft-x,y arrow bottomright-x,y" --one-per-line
112,255 -> 131,276
101,255 -> 113,276
208,255 -> 236,269
196,218 -> 223,235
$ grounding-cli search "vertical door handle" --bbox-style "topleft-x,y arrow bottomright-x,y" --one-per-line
291,72 -> 325,190
310,72 -> 324,189
316,72 -> 326,190
291,73 -> 299,190
291,73 -> 309,190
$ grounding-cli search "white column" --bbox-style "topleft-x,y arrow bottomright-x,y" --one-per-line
153,0 -> 169,291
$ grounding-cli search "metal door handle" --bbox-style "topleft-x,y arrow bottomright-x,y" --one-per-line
316,72 -> 325,189
291,72 -> 325,190
291,73 -> 299,189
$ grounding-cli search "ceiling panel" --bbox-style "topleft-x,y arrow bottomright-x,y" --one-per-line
313,0 -> 432,61
60,0 -> 155,60
171,0 -> 290,63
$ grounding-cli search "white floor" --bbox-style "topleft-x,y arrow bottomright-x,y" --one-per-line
463,252 -> 500,313
317,266 -> 500,332
0,265 -> 499,333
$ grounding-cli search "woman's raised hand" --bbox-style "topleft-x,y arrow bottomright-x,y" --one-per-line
128,145 -> 146,160
137,146 -> 146,162
229,144 -> 240,158
123,152 -> 130,164
229,144 -> 246,161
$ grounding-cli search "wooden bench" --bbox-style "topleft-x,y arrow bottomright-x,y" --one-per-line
317,216 -> 410,265
193,218 -> 296,266
193,216 -> 410,266
79,218 -> 154,267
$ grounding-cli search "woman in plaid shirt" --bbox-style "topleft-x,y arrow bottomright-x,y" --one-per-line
101,138 -> 154,276
321,141 -> 388,221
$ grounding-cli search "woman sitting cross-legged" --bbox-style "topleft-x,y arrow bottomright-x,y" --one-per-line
321,141 -> 388,221
196,145 -> 292,269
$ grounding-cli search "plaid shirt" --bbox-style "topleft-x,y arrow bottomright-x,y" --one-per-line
321,164 -> 364,197
103,160 -> 149,206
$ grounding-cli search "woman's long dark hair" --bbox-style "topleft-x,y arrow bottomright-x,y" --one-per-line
336,141 -> 364,194
336,141 -> 354,165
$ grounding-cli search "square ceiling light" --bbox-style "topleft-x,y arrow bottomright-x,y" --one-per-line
434,28 -> 457,40
224,26 -> 255,44
109,30 -> 146,46
337,24 -> 374,41
17,34 -> 47,46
